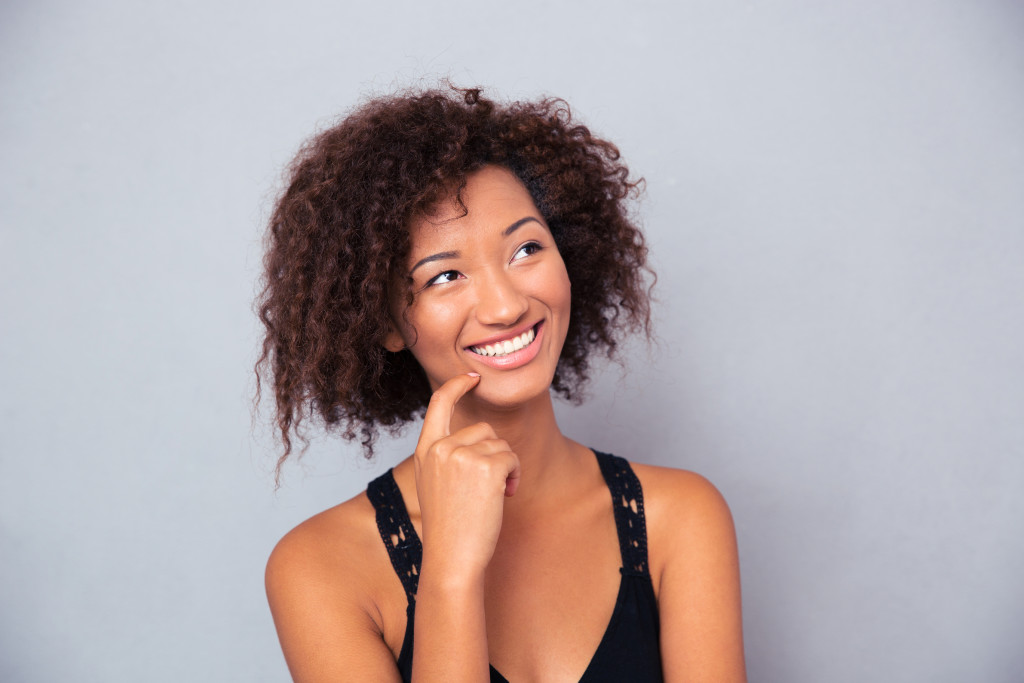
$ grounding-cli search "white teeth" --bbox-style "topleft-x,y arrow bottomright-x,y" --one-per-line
471,327 -> 537,358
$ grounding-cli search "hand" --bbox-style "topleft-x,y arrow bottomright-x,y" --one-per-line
413,373 -> 521,577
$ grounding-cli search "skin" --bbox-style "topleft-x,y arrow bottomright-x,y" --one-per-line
265,166 -> 747,682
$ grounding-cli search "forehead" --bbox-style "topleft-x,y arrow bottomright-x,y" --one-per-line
407,166 -> 541,247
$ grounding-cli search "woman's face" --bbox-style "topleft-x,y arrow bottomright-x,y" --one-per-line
386,165 -> 572,409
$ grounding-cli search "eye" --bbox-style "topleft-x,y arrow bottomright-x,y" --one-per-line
425,270 -> 464,287
511,241 -> 542,262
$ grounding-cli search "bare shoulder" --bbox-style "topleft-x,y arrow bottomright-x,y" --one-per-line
265,489 -> 404,682
628,463 -> 738,584
630,463 -> 735,533
630,462 -> 747,680
266,490 -> 381,605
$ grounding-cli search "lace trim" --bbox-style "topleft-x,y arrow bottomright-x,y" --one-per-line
366,470 -> 422,602
594,451 -> 650,576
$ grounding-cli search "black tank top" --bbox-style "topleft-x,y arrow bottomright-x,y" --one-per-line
366,450 -> 663,682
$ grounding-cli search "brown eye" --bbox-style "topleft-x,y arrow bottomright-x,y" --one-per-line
511,242 -> 542,262
426,270 -> 463,287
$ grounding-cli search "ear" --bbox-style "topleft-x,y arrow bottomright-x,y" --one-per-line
383,324 -> 406,352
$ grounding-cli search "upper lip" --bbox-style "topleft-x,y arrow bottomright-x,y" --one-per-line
464,320 -> 541,349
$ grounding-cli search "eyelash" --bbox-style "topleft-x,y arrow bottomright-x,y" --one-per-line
423,241 -> 544,288
512,241 -> 542,261
425,270 -> 463,287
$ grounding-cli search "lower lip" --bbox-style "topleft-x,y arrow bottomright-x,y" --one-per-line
466,324 -> 545,370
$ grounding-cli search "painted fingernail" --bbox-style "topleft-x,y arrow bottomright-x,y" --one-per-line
467,372 -> 480,378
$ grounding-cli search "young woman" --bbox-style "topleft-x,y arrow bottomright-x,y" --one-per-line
258,87 -> 746,682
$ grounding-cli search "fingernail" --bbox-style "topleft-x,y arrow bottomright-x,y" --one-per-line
467,372 -> 480,378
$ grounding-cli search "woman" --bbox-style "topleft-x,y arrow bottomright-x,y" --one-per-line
258,86 -> 746,682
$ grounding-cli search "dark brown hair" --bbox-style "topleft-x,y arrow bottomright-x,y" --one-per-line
256,86 -> 651,469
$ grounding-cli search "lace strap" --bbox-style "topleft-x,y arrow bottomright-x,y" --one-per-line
594,450 -> 650,576
366,469 -> 422,603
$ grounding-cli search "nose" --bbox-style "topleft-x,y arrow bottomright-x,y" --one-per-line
474,269 -> 529,326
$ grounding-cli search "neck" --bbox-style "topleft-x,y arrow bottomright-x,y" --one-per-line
450,389 -> 585,505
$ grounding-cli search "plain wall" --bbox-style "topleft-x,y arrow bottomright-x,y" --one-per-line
2,1 -> 1022,681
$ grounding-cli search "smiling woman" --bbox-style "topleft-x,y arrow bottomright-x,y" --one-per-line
256,87 -> 652,465
384,167 -> 572,409
256,86 -> 746,682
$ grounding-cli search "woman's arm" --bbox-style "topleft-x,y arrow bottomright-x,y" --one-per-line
408,373 -> 520,682
639,467 -> 747,682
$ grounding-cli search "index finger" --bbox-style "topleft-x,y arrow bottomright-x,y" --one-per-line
417,373 -> 481,448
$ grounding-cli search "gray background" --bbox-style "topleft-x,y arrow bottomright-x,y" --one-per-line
2,1 -> 1022,681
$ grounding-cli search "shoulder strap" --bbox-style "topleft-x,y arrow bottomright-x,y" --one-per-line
594,450 -> 650,576
366,469 -> 422,604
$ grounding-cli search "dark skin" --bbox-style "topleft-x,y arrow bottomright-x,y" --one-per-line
265,167 -> 746,682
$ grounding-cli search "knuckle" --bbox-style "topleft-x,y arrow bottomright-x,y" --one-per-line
450,446 -> 477,468
474,422 -> 497,437
426,439 -> 453,460
474,458 -> 496,476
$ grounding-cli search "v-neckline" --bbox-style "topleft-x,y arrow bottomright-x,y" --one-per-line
402,568 -> 655,682
484,568 -> 634,682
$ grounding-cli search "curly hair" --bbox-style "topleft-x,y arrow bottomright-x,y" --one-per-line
255,85 -> 652,470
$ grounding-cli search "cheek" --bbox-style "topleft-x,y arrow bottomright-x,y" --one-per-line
400,299 -> 467,391
401,297 -> 462,353
560,266 -> 572,303
548,258 -> 573,312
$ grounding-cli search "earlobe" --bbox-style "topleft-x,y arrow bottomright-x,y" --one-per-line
383,326 -> 406,352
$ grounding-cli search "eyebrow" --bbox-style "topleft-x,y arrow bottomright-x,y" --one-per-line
408,216 -> 542,275
502,216 -> 541,236
409,250 -> 458,275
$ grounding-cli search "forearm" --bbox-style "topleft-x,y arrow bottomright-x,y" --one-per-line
411,556 -> 490,683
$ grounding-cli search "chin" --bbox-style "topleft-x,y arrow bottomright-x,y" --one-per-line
467,373 -> 556,412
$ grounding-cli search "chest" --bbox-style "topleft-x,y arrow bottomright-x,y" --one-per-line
375,497 -> 627,681
483,505 -> 623,681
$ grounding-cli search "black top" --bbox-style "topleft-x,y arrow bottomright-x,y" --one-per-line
366,450 -> 663,682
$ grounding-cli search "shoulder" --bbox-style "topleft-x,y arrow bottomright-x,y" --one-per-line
629,461 -> 734,528
265,486 -> 405,681
265,489 -> 382,627
267,488 -> 379,585
627,462 -> 738,585
629,461 -> 748,679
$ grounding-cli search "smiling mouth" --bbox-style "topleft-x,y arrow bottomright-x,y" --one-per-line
468,324 -> 538,358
